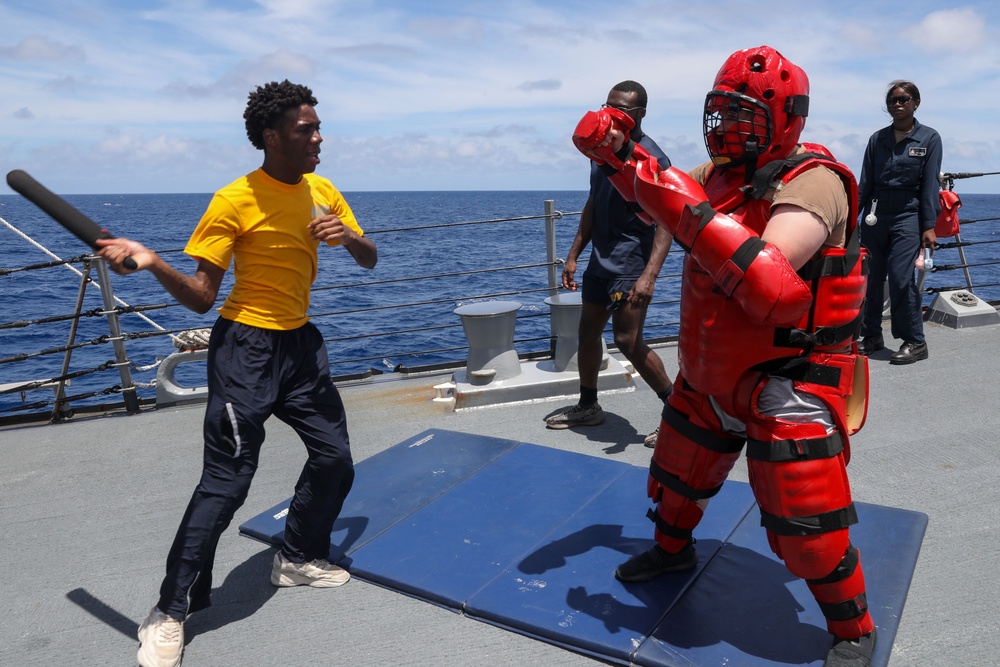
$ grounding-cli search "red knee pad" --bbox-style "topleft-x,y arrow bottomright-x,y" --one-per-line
771,530 -> 852,581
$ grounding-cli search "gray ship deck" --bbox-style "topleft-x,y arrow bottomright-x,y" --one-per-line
2,317 -> 997,666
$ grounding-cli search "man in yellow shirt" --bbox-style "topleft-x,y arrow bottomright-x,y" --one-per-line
98,80 -> 377,667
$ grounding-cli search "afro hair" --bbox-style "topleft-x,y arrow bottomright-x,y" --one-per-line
244,80 -> 318,150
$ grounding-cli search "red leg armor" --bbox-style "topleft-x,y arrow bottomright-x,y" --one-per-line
745,388 -> 874,638
647,380 -> 746,553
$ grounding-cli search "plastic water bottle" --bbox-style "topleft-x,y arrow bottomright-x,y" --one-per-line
916,247 -> 933,270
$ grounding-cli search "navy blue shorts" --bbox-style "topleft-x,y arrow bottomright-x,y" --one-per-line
582,273 -> 638,311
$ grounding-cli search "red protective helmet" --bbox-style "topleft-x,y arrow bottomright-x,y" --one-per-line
704,46 -> 809,172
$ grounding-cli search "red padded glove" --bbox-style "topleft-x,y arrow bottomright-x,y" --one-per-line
572,107 -> 635,170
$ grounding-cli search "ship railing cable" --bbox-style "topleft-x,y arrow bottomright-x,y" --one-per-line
0,254 -> 93,276
937,215 -> 1000,225
922,228 -> 1000,295
0,216 -> 184,344
0,361 -> 117,396
0,325 -> 218,366
3,193 -> 997,423
4,384 -> 127,414
305,204 -> 686,373
0,199 -> 692,420
2,206 -> 589,418
927,171 -> 1000,297
362,211 -> 565,234
311,261 -> 561,293
0,303 -> 174,331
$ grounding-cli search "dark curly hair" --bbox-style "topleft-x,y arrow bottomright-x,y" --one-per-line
612,80 -> 648,109
244,80 -> 318,150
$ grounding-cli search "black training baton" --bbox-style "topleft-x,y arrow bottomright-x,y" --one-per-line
6,169 -> 137,270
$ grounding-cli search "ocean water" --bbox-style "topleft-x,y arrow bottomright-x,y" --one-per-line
2,189 -> 999,419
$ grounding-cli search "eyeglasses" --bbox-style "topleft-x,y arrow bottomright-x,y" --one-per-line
601,103 -> 644,113
888,96 -> 913,107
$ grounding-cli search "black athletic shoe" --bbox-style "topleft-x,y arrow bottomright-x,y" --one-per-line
614,542 -> 698,582
824,628 -> 877,667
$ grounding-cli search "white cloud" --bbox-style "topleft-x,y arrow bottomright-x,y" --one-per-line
519,79 -> 562,92
2,1 -> 1000,193
904,7 -> 989,54
0,35 -> 85,62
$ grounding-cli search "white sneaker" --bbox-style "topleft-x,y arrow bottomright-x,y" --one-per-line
137,607 -> 183,667
271,552 -> 350,588
644,425 -> 660,448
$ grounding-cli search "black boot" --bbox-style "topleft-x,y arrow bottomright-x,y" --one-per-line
824,628 -> 877,666
614,542 -> 697,582
857,335 -> 884,356
889,341 -> 928,365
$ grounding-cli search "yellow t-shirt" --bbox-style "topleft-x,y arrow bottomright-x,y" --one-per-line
185,168 -> 364,330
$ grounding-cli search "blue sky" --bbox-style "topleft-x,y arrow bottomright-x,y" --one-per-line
2,0 -> 999,194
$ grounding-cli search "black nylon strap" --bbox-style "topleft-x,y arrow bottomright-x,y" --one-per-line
759,503 -> 859,536
649,460 -> 723,501
784,94 -> 810,117
691,200 -> 717,226
798,253 -> 856,281
747,152 -> 827,201
818,593 -> 869,622
729,236 -> 766,274
615,140 -> 635,164
773,312 -> 864,349
768,360 -> 842,387
796,222 -> 867,284
646,508 -> 693,541
807,545 -> 860,586
675,201 -> 718,253
661,402 -> 747,455
745,432 -> 844,463
597,140 -> 636,178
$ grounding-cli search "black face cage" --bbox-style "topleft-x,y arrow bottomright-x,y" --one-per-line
703,90 -> 772,168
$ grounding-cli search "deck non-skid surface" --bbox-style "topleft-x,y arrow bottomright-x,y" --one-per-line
239,428 -> 927,667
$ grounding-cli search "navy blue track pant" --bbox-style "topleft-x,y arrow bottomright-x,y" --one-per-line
157,317 -> 355,620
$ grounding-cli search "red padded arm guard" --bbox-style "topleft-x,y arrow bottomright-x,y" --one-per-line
572,107 -> 653,212
634,162 -> 813,326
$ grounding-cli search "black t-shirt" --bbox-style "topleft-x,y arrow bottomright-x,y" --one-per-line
586,133 -> 670,278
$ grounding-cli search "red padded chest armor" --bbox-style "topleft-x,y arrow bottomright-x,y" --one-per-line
678,145 -> 865,398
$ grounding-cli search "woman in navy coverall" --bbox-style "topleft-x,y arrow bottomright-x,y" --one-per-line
857,80 -> 942,365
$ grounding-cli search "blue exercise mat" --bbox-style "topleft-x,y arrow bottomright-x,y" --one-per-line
463,466 -> 757,664
239,428 -> 520,561
238,429 -> 927,666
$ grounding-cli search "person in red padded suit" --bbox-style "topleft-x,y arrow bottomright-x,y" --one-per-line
572,46 -> 876,666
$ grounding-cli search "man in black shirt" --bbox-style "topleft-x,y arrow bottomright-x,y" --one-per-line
546,80 -> 673,447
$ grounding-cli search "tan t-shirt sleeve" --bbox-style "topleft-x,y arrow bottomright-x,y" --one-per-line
684,156 -> 849,248
688,161 -> 713,185
772,166 -> 849,248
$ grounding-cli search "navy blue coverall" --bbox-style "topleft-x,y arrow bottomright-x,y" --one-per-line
858,119 -> 942,344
